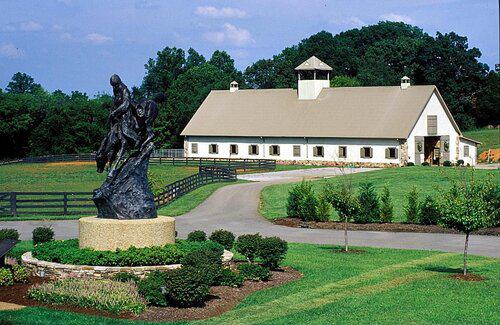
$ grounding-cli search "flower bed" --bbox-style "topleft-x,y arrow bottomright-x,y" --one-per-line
32,239 -> 223,266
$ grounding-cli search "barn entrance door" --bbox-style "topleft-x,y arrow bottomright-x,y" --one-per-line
424,136 -> 441,165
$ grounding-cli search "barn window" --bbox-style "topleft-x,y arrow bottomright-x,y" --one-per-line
338,146 -> 347,158
293,145 -> 301,157
386,147 -> 398,159
427,115 -> 437,135
209,144 -> 218,154
248,144 -> 259,155
230,144 -> 238,155
360,147 -> 373,158
191,143 -> 198,154
464,145 -> 469,157
313,146 -> 324,157
269,145 -> 280,156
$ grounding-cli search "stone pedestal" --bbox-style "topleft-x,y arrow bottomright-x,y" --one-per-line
79,216 -> 175,251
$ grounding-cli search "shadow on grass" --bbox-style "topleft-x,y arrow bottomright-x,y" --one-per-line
424,265 -> 463,274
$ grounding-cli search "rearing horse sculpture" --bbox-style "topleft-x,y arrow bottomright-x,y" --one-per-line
96,74 -> 158,180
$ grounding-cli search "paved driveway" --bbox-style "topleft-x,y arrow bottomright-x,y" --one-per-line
2,167 -> 499,257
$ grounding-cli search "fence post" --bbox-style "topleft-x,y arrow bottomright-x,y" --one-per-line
63,193 -> 68,215
10,192 -> 17,217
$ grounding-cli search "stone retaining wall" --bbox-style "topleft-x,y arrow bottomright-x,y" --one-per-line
22,250 -> 234,279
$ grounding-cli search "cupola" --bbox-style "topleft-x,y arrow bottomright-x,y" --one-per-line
295,56 -> 332,100
230,81 -> 238,92
401,76 -> 410,90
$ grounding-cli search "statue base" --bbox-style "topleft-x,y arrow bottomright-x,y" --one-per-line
79,216 -> 175,251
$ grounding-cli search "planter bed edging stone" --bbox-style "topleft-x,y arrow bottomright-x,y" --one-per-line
22,250 -> 234,279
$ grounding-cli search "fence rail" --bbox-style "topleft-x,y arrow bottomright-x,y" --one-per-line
0,165 -> 237,217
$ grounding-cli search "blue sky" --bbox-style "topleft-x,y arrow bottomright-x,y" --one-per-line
0,0 -> 498,95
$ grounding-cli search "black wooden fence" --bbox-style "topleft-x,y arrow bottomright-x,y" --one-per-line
0,165 -> 237,217
154,166 -> 236,208
149,157 -> 276,171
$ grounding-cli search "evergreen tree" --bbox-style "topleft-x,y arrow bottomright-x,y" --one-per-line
405,186 -> 420,224
380,185 -> 394,223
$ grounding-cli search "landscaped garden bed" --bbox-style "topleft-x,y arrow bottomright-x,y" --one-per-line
274,218 -> 500,236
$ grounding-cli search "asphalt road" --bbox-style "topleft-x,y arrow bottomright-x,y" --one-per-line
2,167 -> 499,257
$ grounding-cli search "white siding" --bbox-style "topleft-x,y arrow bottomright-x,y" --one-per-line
185,136 -> 400,164
458,138 -> 477,166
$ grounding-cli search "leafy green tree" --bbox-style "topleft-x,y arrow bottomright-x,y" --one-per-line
438,175 -> 499,275
405,186 -> 420,224
185,48 -> 206,70
6,72 -> 42,94
330,76 -> 361,88
355,182 -> 380,223
380,185 -> 394,223
141,47 -> 186,96
475,72 -> 499,126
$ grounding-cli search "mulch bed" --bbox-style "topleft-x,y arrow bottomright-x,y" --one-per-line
0,267 -> 302,322
449,273 -> 486,281
273,218 -> 500,236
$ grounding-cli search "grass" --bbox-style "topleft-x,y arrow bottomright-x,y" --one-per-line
463,128 -> 500,154
260,166 -> 499,222
0,243 -> 498,324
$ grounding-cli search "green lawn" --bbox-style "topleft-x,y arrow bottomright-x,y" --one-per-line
463,128 -> 500,154
1,243 -> 498,324
261,166 -> 499,222
274,164 -> 329,172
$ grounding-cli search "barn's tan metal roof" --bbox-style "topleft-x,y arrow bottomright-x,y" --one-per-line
181,85 -> 461,139
295,56 -> 332,71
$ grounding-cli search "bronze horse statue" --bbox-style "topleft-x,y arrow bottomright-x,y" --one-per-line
96,75 -> 158,179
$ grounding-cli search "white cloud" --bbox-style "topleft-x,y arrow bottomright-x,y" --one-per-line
204,23 -> 254,47
52,24 -> 63,31
85,32 -> 112,44
195,6 -> 246,18
0,43 -> 24,59
330,16 -> 366,27
380,13 -> 414,24
20,20 -> 43,31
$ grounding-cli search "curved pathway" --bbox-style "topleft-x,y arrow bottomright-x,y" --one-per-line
2,167 -> 499,257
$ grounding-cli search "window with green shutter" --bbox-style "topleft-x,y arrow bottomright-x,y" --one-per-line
209,144 -> 218,154
230,144 -> 238,155
191,143 -> 198,154
313,146 -> 324,157
339,146 -> 347,158
361,147 -> 372,158
293,145 -> 301,157
385,147 -> 397,159
269,145 -> 280,156
249,145 -> 259,155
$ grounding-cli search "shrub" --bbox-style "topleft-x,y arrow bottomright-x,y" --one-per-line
0,229 -> 19,241
315,195 -> 332,222
32,227 -> 54,245
457,159 -> 464,166
164,267 -> 210,307
0,268 -> 14,286
28,278 -> 146,314
354,182 -> 380,223
406,162 -> 415,166
298,190 -> 319,221
147,170 -> 163,196
187,230 -> 207,242
217,267 -> 244,287
380,185 -> 393,223
421,162 -> 429,166
33,239 -> 222,267
181,247 -> 222,285
405,186 -> 420,224
443,160 -> 452,167
419,196 -> 441,225
209,230 -> 235,250
237,263 -> 271,281
257,237 -> 288,269
113,272 -> 140,284
235,234 -> 262,263
138,271 -> 168,306
12,265 -> 29,283
286,180 -> 313,217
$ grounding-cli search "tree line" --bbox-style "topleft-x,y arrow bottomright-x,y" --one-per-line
1,21 -> 498,159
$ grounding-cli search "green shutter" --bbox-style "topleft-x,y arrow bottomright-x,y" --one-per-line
394,148 -> 399,159
313,146 -> 318,157
385,148 -> 389,159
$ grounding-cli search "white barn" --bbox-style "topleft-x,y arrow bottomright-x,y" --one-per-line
181,56 -> 479,166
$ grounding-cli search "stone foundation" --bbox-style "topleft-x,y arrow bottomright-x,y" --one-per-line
79,216 -> 175,251
22,250 -> 234,279
276,160 -> 400,168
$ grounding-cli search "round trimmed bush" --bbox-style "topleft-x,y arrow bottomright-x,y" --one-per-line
443,160 -> 452,167
235,234 -> 262,262
138,271 -> 168,306
406,162 -> 415,167
457,159 -> 464,166
164,266 -> 210,307
217,267 -> 244,287
257,237 -> 288,269
187,230 -> 207,242
237,263 -> 271,281
421,162 -> 430,166
0,229 -> 19,241
0,268 -> 14,286
181,246 -> 223,285
209,229 -> 235,250
33,226 -> 54,245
